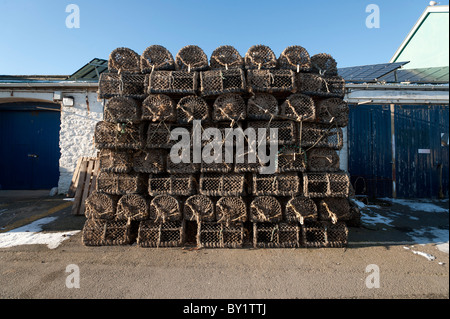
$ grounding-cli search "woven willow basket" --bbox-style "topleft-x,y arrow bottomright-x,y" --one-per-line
140,45 -> 175,73
278,45 -> 311,72
175,45 -> 209,72
103,97 -> 141,123
210,45 -> 244,70
284,196 -> 318,224
108,47 -> 141,73
244,45 -> 277,70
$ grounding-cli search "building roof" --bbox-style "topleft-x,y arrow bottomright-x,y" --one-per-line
378,66 -> 449,84
338,62 -> 409,83
66,58 -> 108,81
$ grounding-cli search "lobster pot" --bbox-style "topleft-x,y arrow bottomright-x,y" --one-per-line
145,71 -> 198,95
148,174 -> 196,196
175,45 -> 209,72
299,123 -> 343,150
212,93 -> 246,122
315,98 -> 349,127
133,149 -> 166,174
284,197 -> 318,224
301,221 -> 348,248
137,220 -> 185,248
244,45 -> 277,70
108,47 -> 141,73
317,198 -> 352,223
98,73 -> 146,99
116,194 -> 149,221
166,149 -> 200,174
306,148 -> 340,172
249,196 -> 282,223
141,94 -> 176,123
96,171 -> 145,195
322,76 -> 345,98
210,45 -> 244,70
247,93 -> 279,120
253,222 -> 300,248
234,144 -> 265,173
201,143 -> 233,173
94,121 -> 144,150
200,69 -> 246,96
140,45 -> 175,73
197,222 -> 245,248
277,145 -> 307,173
302,172 -> 351,198
247,120 -> 297,145
199,173 -> 245,197
84,191 -> 119,220
296,73 -> 324,94
310,53 -> 338,76
98,149 -> 133,173
252,173 -> 301,196
176,95 -> 210,124
247,69 -> 295,94
215,196 -> 247,225
82,219 -> 132,246
146,123 -> 179,149
184,195 -> 215,222
103,97 -> 141,123
149,195 -> 182,222
278,45 -> 311,72
280,94 -> 315,122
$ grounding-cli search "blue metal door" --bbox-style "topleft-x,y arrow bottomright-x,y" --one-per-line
0,103 -> 61,190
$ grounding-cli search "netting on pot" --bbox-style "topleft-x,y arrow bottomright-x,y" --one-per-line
246,69 -> 295,94
296,73 -> 324,94
166,148 -> 200,174
145,123 -> 177,149
133,149 -> 166,174
199,69 -> 246,96
212,93 -> 246,122
103,97 -> 141,123
302,172 -> 350,198
116,194 -> 149,221
94,121 -> 144,150
176,95 -> 210,124
253,222 -> 301,248
247,93 -> 279,120
315,98 -> 348,127
184,194 -> 215,222
108,47 -> 141,73
96,171 -> 145,195
98,149 -> 133,173
322,76 -> 345,98
141,94 -> 176,123
175,45 -> 209,72
98,73 -> 146,99
306,148 -> 340,172
284,197 -> 317,224
197,222 -> 244,248
317,198 -> 352,224
280,93 -> 315,122
200,143 -> 233,173
234,143 -> 266,173
210,45 -> 244,70
301,221 -> 348,248
148,173 -> 196,196
249,196 -> 282,223
84,191 -> 119,220
299,123 -> 343,150
145,71 -> 198,95
244,45 -> 277,70
140,45 -> 175,73
199,173 -> 246,197
310,53 -> 338,76
276,145 -> 307,173
247,120 -> 297,145
148,195 -> 182,222
137,220 -> 185,248
252,173 -> 301,196
215,196 -> 247,225
278,45 -> 311,72
82,219 -> 132,246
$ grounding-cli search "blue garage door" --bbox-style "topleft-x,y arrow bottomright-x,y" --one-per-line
0,103 -> 61,190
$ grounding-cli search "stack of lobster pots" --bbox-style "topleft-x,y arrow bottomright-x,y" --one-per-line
81,44 -> 360,248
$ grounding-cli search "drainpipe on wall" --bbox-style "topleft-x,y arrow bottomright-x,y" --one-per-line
390,104 -> 397,198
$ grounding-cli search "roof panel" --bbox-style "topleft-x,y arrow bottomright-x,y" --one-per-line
377,66 -> 449,83
338,62 -> 409,82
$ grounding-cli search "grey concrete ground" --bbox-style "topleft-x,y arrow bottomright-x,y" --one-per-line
0,191 -> 448,299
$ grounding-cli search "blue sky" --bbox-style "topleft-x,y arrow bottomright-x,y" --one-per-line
0,0 -> 448,75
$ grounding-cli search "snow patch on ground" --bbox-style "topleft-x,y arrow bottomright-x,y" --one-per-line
407,227 -> 449,254
403,246 -> 436,261
380,198 -> 449,213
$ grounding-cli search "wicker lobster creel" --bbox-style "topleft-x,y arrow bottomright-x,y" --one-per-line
302,172 -> 351,198
210,45 -> 244,70
234,143 -> 265,173
98,149 -> 133,173
200,143 -> 233,173
301,221 -> 348,248
96,171 -> 145,195
140,45 -> 175,73
145,71 -> 198,95
296,73 -> 345,98
247,120 -> 297,145
315,98 -> 349,127
244,45 -> 277,70
299,123 -> 343,150
148,195 -> 182,222
199,173 -> 246,197
276,145 -> 307,173
108,47 -> 141,73
176,95 -> 210,124
184,194 -> 215,222
98,72 -> 146,99
252,173 -> 301,196
84,191 -> 119,220
116,194 -> 149,221
175,45 -> 209,72
284,197 -> 318,224
306,148 -> 340,172
146,123 -> 178,149
278,45 -> 311,72
82,218 -> 133,246
249,196 -> 282,223
199,69 -> 246,97
197,222 -> 245,248
215,196 -> 247,225
103,97 -> 141,123
132,149 -> 165,174
253,222 -> 301,248
137,219 -> 185,248
94,121 -> 144,150
247,93 -> 279,120
280,93 -> 315,122
317,198 -> 353,224
141,94 -> 176,123
148,173 -> 196,196
310,53 -> 338,76
212,93 -> 246,122
246,69 -> 295,94
166,149 -> 200,174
